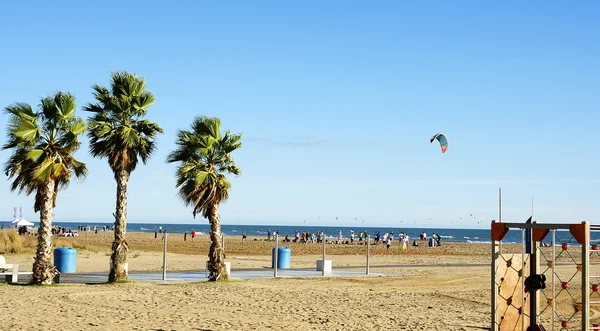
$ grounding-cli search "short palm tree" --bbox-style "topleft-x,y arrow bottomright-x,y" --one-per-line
2,92 -> 87,284
84,71 -> 163,283
167,116 -> 242,281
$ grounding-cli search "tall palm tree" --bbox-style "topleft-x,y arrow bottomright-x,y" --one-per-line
167,116 -> 242,281
84,71 -> 163,282
2,92 -> 88,284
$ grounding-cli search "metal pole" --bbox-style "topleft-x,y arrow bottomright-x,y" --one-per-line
162,232 -> 167,281
274,233 -> 278,278
552,229 -> 555,331
499,187 -> 503,253
499,187 -> 502,222
521,228 -> 525,331
529,219 -> 539,328
366,234 -> 370,275
322,231 -> 326,276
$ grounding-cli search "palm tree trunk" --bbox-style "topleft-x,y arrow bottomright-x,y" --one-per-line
32,180 -> 57,285
207,205 -> 228,281
109,169 -> 129,283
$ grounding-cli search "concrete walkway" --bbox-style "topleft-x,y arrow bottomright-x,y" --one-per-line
10,262 -> 489,284
49,267 -> 396,284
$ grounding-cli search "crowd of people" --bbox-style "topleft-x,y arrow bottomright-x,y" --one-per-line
260,229 -> 444,249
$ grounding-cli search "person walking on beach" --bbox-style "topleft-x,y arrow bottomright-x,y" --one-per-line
267,229 -> 271,241
191,229 -> 196,240
184,231 -> 187,241
154,230 -> 158,240
242,231 -> 247,242
350,229 -> 355,244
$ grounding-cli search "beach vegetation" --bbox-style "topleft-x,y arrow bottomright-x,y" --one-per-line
167,116 -> 242,281
2,92 -> 88,284
84,71 -> 163,283
0,230 -> 25,254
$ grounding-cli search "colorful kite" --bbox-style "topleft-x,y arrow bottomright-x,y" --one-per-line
430,133 -> 448,153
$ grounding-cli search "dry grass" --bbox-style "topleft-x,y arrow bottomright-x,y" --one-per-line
0,230 -> 36,254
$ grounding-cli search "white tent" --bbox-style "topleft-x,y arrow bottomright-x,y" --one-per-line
10,207 -> 34,227
12,219 -> 34,227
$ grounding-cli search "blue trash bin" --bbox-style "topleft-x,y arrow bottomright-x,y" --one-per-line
54,248 -> 77,273
271,247 -> 291,269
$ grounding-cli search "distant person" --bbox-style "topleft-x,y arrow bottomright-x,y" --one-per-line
242,231 -> 247,242
184,231 -> 187,241
433,233 -> 441,246
267,229 -> 271,241
191,229 -> 196,240
154,230 -> 158,239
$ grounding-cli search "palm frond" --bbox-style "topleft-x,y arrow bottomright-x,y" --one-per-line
167,115 -> 242,219
87,71 -> 162,176
2,91 -> 87,206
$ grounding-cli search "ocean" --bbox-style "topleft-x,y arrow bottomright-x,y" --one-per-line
22,221 -> 600,245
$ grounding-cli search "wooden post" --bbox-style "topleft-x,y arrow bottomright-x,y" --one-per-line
582,221 -> 590,331
491,232 -> 498,331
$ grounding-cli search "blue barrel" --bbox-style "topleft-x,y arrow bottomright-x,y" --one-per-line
54,248 -> 77,273
271,247 -> 291,269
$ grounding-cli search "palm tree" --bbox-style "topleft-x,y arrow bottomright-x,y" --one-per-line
84,71 -> 163,282
2,92 -> 88,284
167,116 -> 242,281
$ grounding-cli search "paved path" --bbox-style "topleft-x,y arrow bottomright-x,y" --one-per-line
10,263 -> 489,284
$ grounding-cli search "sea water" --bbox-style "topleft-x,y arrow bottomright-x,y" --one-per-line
36,222 -> 600,245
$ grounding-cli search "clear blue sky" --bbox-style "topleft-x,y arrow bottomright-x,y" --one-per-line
0,1 -> 598,228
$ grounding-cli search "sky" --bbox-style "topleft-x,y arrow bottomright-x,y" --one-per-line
0,1 -> 598,228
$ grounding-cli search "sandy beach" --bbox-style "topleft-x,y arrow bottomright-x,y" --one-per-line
1,230 -> 598,330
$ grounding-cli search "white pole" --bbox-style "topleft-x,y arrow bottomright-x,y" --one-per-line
366,233 -> 370,275
499,187 -> 502,253
162,232 -> 167,281
274,233 -> 279,278
499,187 -> 502,222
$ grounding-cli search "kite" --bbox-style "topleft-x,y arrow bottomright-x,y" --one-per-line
430,133 -> 448,153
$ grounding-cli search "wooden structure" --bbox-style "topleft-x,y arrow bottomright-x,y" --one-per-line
491,220 -> 594,330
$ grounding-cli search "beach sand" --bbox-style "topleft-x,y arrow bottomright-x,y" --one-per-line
1,231 -> 598,330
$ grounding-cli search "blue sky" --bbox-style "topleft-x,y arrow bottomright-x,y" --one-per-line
0,1 -> 598,228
